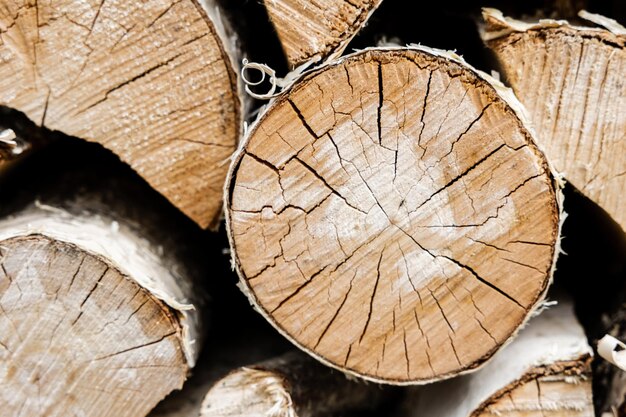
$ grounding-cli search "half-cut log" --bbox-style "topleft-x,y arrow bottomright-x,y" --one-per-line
402,299 -> 593,417
482,8 -> 626,232
0,0 -> 242,228
264,0 -> 382,68
225,46 -> 562,384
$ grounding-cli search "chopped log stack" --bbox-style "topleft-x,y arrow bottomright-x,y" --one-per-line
0,1 -> 624,417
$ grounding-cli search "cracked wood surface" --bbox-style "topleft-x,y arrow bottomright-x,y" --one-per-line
0,0 -> 241,229
483,9 -> 626,233
0,151 -> 208,417
403,299 -> 594,417
264,0 -> 382,68
226,47 -> 561,384
0,235 -> 187,417
199,351 -> 389,417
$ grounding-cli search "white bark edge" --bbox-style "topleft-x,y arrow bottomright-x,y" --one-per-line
224,45 -> 565,385
407,300 -> 592,417
0,204 -> 199,367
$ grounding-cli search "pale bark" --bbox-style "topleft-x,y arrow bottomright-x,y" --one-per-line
0,0 -> 243,229
226,46 -> 562,384
264,0 -> 383,68
199,351 -> 389,417
482,8 -> 626,233
401,299 -> 593,417
0,149 -> 205,417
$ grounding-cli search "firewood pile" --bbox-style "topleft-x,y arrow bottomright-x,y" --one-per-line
0,0 -> 624,416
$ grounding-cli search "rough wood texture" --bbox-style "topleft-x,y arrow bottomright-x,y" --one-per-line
0,0 -> 242,228
225,46 -> 562,384
402,299 -> 594,417
0,235 -> 187,417
0,143 -> 206,417
482,8 -> 626,233
200,351 -> 389,417
264,0 -> 382,68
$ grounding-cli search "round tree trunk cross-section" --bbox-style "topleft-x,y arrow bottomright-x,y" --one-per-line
226,47 -> 561,384
0,236 -> 187,417
0,0 -> 241,228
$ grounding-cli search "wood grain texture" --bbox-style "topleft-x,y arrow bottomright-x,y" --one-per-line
199,351 -> 389,417
0,0 -> 241,228
0,151 -> 207,417
403,299 -> 594,417
264,0 -> 382,67
225,47 -> 562,384
483,9 -> 626,233
0,235 -> 187,417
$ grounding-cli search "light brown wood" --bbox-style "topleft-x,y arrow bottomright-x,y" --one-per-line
482,9 -> 626,233
199,351 -> 389,417
403,299 -> 594,417
0,158 -> 203,417
0,0 -> 242,228
264,0 -> 382,68
0,235 -> 187,417
225,47 -> 562,384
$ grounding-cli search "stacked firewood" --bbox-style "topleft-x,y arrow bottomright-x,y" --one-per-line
0,0 -> 624,416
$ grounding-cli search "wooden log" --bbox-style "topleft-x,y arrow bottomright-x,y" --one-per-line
150,304 -> 292,417
264,0 -> 382,68
0,142 -> 205,417
401,298 -> 594,417
0,0 -> 243,229
482,8 -> 626,233
199,351 -> 391,417
225,46 -> 562,384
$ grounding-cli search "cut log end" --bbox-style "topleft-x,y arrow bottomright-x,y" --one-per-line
226,47 -> 561,384
264,0 -> 382,67
200,367 -> 294,417
199,351 -> 389,417
476,362 -> 593,416
482,9 -> 626,233
0,0 -> 242,228
0,235 -> 188,417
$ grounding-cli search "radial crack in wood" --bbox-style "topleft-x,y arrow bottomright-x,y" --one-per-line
0,0 -> 242,228
199,351 -> 390,417
482,8 -> 626,233
0,158 -> 204,417
403,299 -> 594,416
264,0 -> 383,68
225,47 -> 562,384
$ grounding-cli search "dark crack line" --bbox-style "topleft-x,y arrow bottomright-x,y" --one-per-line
377,62 -> 383,145
417,70 -> 433,149
437,254 -> 524,308
79,267 -> 109,309
414,143 -> 507,211
90,331 -> 177,362
67,255 -> 86,293
269,264 -> 330,314
358,250 -> 384,343
77,51 -> 184,114
502,257 -> 544,273
313,271 -> 356,349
